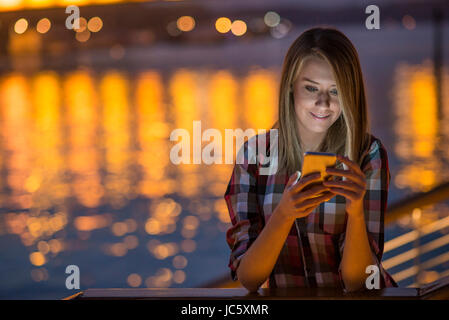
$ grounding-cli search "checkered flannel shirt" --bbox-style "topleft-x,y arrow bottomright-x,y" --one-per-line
224,130 -> 397,289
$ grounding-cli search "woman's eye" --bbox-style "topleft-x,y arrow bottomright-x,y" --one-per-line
305,85 -> 317,92
330,89 -> 338,96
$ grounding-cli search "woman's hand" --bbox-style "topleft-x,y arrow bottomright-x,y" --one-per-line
323,155 -> 367,217
276,171 -> 335,221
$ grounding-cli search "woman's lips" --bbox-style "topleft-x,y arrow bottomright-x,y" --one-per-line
310,112 -> 330,120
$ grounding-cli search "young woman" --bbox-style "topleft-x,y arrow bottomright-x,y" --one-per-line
224,27 -> 397,293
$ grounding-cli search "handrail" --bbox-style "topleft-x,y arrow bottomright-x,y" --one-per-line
200,180 -> 449,288
392,252 -> 449,283
383,232 -> 449,269
384,215 -> 449,252
385,180 -> 449,225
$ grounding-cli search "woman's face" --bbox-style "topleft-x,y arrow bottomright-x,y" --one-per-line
292,56 -> 342,136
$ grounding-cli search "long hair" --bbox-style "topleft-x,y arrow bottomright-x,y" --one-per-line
273,26 -> 371,176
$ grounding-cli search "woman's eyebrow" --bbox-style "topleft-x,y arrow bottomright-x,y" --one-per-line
302,77 -> 337,87
302,77 -> 319,84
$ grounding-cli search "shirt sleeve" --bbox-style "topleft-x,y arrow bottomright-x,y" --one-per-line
224,139 -> 265,282
337,138 -> 398,289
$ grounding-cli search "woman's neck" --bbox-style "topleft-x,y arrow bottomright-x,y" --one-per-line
297,126 -> 326,152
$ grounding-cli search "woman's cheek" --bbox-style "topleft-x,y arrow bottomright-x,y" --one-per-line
330,100 -> 340,112
293,94 -> 308,111
297,93 -> 316,105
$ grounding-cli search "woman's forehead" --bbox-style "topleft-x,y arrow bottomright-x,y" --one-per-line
298,57 -> 335,83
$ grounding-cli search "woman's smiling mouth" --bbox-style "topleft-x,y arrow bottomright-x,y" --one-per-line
310,112 -> 330,120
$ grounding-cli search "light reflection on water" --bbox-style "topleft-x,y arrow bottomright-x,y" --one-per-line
0,66 -> 279,298
392,60 -> 449,231
393,60 -> 449,192
0,56 -> 448,297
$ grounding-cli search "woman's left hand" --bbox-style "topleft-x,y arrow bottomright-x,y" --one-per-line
323,155 -> 367,217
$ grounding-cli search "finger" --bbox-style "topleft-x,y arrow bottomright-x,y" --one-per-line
298,195 -> 335,217
293,184 -> 330,203
296,191 -> 335,210
290,172 -> 321,193
325,168 -> 365,187
337,155 -> 364,176
296,206 -> 316,218
322,180 -> 363,193
286,171 -> 301,189
302,192 -> 336,209
327,187 -> 358,200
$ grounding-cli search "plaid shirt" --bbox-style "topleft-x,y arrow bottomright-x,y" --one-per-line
224,130 -> 397,289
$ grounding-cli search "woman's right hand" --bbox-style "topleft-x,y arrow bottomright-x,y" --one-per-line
276,171 -> 335,220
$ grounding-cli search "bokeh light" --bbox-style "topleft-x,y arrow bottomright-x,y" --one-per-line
109,242 -> 127,257
37,241 -> 50,254
29,252 -> 46,266
402,15 -> 416,30
111,222 -> 127,236
172,255 -> 188,269
264,11 -> 280,27
87,16 -> 103,33
127,273 -> 142,287
75,30 -> 91,42
73,17 -> 88,33
215,17 -> 232,33
36,18 -> 51,34
176,16 -> 195,32
173,270 -> 186,284
124,235 -> 139,249
231,20 -> 247,36
14,18 -> 28,34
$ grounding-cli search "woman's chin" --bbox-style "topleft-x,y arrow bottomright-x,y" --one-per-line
307,126 -> 331,134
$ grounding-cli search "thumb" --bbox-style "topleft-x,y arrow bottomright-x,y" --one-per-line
286,171 -> 300,188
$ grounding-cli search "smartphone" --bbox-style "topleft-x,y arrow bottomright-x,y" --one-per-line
300,152 -> 337,196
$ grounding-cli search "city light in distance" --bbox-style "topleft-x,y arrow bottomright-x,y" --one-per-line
215,17 -> 232,33
231,20 -> 247,36
37,18 -> 51,34
14,18 -> 28,34
177,16 -> 195,32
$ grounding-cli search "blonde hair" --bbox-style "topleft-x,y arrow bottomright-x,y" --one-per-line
273,27 -> 371,176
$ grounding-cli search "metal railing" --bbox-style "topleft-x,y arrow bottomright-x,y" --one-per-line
383,181 -> 449,287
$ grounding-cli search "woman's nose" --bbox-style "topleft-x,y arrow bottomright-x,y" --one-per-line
316,91 -> 330,106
